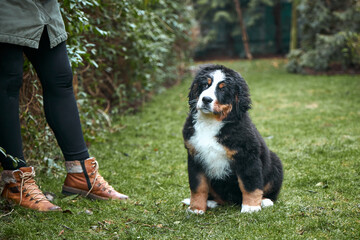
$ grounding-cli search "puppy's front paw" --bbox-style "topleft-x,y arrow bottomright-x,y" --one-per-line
241,204 -> 261,213
206,200 -> 218,209
261,198 -> 274,208
182,198 -> 191,206
182,198 -> 218,210
187,207 -> 205,215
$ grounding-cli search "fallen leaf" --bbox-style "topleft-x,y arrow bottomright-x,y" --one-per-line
315,182 -> 328,188
305,103 -> 318,109
58,229 -> 64,236
62,209 -> 73,214
297,229 -> 305,235
62,194 -> 79,202
84,209 -> 93,215
103,220 -> 113,225
315,182 -> 324,187
272,61 -> 279,68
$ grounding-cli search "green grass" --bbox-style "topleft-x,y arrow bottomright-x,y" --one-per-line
1,59 -> 359,239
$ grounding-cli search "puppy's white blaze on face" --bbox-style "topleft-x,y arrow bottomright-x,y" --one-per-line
197,70 -> 225,114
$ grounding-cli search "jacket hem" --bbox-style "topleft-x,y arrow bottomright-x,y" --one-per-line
50,32 -> 68,48
0,31 -> 68,49
0,33 -> 39,48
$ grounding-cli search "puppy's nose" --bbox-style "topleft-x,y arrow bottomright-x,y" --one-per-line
202,96 -> 213,104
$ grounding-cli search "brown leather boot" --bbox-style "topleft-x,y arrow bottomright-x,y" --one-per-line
1,167 -> 62,211
62,158 -> 128,200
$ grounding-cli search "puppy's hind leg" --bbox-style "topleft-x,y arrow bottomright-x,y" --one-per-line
237,177 -> 263,213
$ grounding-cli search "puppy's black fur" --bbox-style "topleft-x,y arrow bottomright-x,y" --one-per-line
183,64 -> 283,211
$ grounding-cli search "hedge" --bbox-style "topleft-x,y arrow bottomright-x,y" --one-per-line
16,0 -> 194,169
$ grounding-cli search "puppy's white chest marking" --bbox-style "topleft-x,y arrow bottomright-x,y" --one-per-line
189,113 -> 232,179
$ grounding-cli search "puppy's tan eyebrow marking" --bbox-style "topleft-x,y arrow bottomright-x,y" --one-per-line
207,78 -> 212,86
218,82 -> 225,89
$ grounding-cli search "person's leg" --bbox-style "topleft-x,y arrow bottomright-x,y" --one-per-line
0,43 -> 27,170
24,28 -> 127,200
23,29 -> 89,161
0,42 -> 61,211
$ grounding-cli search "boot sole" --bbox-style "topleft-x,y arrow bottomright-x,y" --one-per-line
3,197 -> 62,211
62,185 -> 108,200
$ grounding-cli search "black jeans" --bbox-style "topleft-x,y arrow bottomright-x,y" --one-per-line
0,28 -> 89,170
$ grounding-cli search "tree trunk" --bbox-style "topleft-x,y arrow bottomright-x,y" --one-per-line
233,0 -> 253,60
290,0 -> 299,51
273,0 -> 283,54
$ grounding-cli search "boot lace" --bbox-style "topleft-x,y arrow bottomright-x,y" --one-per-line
85,160 -> 114,197
19,170 -> 48,205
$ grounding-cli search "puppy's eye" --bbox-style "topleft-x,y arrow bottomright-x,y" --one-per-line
218,82 -> 225,89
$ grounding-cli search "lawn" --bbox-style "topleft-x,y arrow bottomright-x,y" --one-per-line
1,59 -> 359,239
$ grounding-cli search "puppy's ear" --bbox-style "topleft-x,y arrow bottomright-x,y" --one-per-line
188,65 -> 210,105
188,80 -> 199,114
235,74 -> 251,115
188,80 -> 198,103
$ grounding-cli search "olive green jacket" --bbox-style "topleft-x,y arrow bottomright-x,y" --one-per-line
0,0 -> 67,49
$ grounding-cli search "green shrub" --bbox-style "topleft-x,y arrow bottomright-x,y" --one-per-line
79,0 -> 194,111
343,32 -> 360,67
286,0 -> 360,73
14,0 -> 194,171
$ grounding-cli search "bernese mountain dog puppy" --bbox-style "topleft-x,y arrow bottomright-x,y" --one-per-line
182,64 -> 283,214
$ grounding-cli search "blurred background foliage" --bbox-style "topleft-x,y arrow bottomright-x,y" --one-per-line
192,0 -> 292,59
19,0 -> 194,169
286,0 -> 360,73
12,0 -> 359,171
